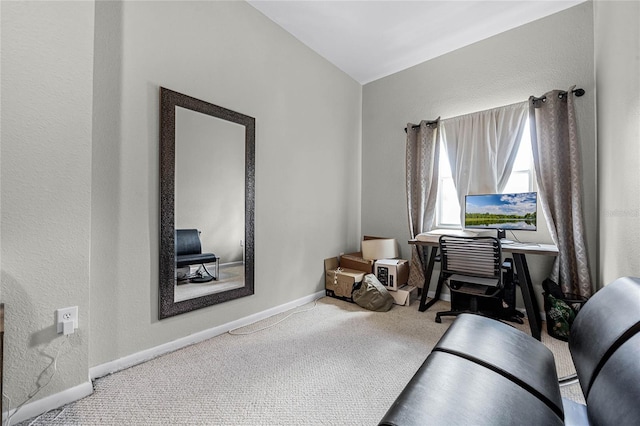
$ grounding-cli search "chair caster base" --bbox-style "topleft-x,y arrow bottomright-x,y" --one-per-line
190,276 -> 214,283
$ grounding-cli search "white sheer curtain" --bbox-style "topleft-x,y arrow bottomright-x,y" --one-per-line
441,101 -> 529,222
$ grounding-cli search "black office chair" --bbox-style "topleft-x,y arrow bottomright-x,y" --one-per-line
175,229 -> 219,283
435,235 -> 504,323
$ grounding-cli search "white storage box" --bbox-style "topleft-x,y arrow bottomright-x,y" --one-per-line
374,258 -> 409,291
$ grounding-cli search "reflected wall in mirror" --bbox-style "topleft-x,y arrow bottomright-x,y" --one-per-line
159,87 -> 255,319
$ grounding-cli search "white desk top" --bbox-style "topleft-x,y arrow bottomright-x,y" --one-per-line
409,238 -> 558,257
499,242 -> 559,256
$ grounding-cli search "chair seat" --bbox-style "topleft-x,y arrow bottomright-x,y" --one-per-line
454,283 -> 493,296
449,274 -> 500,286
176,253 -> 217,268
450,274 -> 500,297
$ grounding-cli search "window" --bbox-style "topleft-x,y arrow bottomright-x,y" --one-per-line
435,119 -> 535,228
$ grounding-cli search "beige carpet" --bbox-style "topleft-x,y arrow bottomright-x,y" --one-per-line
20,297 -> 583,425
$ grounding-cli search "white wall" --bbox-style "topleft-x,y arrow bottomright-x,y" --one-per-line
1,0 -> 94,414
595,0 -> 640,284
90,1 -> 362,367
362,2 -> 597,306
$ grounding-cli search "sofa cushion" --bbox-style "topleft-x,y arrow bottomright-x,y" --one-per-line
379,350 -> 563,426
433,314 -> 563,418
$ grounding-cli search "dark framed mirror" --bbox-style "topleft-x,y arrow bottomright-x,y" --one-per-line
159,87 -> 255,319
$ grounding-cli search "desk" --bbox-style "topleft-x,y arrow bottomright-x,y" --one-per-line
409,239 -> 558,340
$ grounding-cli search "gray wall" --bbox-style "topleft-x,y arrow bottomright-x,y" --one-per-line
3,0 -> 639,417
89,1 -> 362,367
1,0 -> 94,409
595,0 -> 640,284
2,0 -> 361,414
362,1 -> 597,306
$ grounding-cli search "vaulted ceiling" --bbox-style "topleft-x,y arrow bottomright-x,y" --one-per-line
248,1 -> 586,84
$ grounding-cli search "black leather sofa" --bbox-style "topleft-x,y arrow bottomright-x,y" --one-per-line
379,276 -> 640,425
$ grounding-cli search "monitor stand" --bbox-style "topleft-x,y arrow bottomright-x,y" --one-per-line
497,229 -> 514,245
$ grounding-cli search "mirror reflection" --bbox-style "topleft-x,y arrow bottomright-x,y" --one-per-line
174,107 -> 245,302
159,87 -> 255,319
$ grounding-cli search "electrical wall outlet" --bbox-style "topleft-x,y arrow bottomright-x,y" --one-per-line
56,306 -> 78,334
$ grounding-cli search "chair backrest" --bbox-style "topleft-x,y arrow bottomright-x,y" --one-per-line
439,235 -> 502,286
175,229 -> 202,256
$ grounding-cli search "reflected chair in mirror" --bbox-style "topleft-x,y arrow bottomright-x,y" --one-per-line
175,229 -> 219,283
435,235 -> 504,323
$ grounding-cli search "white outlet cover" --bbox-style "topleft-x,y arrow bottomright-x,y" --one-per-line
56,306 -> 78,333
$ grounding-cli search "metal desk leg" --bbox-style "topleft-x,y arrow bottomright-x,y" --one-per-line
419,247 -> 440,312
513,253 -> 542,340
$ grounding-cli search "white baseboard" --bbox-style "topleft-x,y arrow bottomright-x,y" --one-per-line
89,290 -> 326,380
3,291 -> 324,425
3,380 -> 93,426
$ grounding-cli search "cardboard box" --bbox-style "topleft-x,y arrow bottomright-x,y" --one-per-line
374,259 -> 409,291
324,257 -> 365,303
361,238 -> 398,260
390,285 -> 417,306
339,252 -> 374,274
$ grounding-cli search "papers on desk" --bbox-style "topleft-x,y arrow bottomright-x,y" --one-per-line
416,229 -> 479,243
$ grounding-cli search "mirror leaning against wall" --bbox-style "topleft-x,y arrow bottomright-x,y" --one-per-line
159,87 -> 255,319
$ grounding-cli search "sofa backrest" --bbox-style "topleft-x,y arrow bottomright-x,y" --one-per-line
569,276 -> 640,421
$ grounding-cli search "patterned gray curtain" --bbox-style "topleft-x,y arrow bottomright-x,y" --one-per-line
406,120 -> 440,288
529,87 -> 592,297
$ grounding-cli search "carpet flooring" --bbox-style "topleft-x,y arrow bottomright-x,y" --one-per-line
20,297 -> 583,425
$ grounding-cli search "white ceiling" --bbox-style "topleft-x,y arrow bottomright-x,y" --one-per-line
247,0 -> 586,84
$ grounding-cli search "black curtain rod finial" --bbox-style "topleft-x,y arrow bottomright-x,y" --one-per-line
574,88 -> 585,97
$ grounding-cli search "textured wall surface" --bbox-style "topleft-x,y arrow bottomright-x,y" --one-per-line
362,2 -> 597,304
89,1 -> 362,367
595,1 -> 640,284
6,0 -> 633,416
1,0 -> 94,410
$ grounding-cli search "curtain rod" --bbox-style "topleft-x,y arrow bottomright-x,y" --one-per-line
530,87 -> 585,103
404,87 -> 585,133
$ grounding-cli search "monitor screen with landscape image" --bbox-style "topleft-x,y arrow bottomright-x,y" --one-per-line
464,192 -> 537,232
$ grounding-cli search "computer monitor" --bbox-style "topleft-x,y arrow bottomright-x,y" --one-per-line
464,192 -> 537,239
